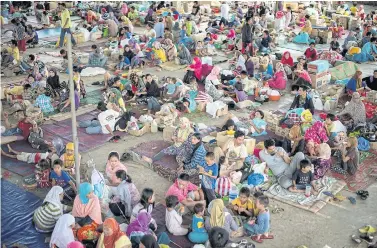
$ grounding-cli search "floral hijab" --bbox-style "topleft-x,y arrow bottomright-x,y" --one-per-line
340,92 -> 366,124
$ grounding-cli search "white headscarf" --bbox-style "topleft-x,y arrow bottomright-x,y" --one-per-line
50,214 -> 75,248
43,186 -> 63,214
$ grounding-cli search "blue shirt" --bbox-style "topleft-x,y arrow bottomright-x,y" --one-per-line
185,144 -> 207,170
346,78 -> 366,92
244,211 -> 270,235
200,161 -> 218,189
167,84 -> 176,94
154,22 -> 165,38
192,214 -> 206,233
50,170 -> 70,187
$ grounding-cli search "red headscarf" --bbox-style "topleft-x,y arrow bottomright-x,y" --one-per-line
103,218 -> 126,248
190,57 -> 203,80
101,8 -> 107,14
227,29 -> 236,39
281,51 -> 294,67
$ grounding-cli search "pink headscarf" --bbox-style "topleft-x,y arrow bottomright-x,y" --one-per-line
67,241 -> 85,248
121,3 -> 128,15
190,57 -> 203,80
227,29 -> 236,39
206,66 -> 221,81
71,194 -> 103,224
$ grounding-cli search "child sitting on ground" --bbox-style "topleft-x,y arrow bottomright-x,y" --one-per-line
243,195 -> 273,243
196,41 -> 208,57
234,76 -> 248,102
60,142 -> 81,176
35,158 -> 52,188
231,187 -> 258,218
165,195 -> 188,236
324,113 -> 337,140
188,203 -> 209,244
289,159 -> 317,194
116,55 -> 128,70
28,121 -> 50,151
50,159 -> 77,193
198,152 -> 219,190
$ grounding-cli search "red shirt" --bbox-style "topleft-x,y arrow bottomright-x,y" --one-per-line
304,48 -> 318,61
166,180 -> 198,202
18,121 -> 32,139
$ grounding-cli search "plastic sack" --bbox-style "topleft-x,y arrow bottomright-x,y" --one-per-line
202,56 -> 212,65
52,137 -> 64,156
230,171 -> 243,185
323,100 -> 331,112
313,96 -> 324,110
358,137 -> 370,151
247,173 -> 265,186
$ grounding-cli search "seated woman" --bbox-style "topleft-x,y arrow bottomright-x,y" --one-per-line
292,21 -> 313,44
141,23 -> 157,46
107,88 -> 127,113
178,133 -> 207,176
363,69 -> 377,91
332,137 -> 360,175
249,110 -> 268,137
60,49 -> 82,73
176,43 -> 193,65
352,37 -> 377,63
312,143 -> 332,180
293,63 -> 312,86
339,92 -> 366,128
149,41 -> 167,67
268,62 -> 287,90
289,85 -> 315,114
304,121 -> 329,145
123,45 -> 135,68
186,57 -> 203,82
304,42 -> 318,62
87,44 -> 108,68
105,151 -> 128,185
33,186 -> 70,233
283,125 -> 305,156
126,72 -> 146,100
205,199 -> 241,238
59,83 -> 80,112
165,39 -> 177,62
346,70 -> 368,94
97,218 -> 132,248
49,214 -> 75,248
46,68 -> 61,98
25,25 -> 38,48
281,51 -> 294,77
109,170 -> 140,218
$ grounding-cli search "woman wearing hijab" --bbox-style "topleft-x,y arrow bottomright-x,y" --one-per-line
165,39 -> 177,61
268,62 -> 287,90
105,16 -> 118,37
281,51 -> 294,76
126,212 -> 154,244
50,214 -> 75,248
346,70 -> 366,94
312,143 -> 332,180
67,241 -> 85,248
97,218 -> 131,248
172,22 -> 181,43
178,133 -> 207,175
339,92 -> 366,126
108,88 -> 126,113
87,44 -> 108,68
206,66 -> 221,86
34,186 -> 68,233
176,43 -> 192,65
204,199 -> 239,234
46,68 -> 61,98
105,151 -> 128,185
188,57 -> 203,81
72,183 -> 103,232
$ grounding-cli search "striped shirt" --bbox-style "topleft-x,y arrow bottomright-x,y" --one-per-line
33,202 -> 65,232
13,24 -> 25,41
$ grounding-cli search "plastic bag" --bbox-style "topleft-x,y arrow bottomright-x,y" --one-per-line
52,137 -> 64,156
323,100 -> 331,112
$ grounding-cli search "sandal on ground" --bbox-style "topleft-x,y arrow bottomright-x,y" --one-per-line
360,191 -> 369,200
251,236 -> 263,243
323,191 -> 335,198
334,193 -> 346,202
348,196 -> 356,205
359,225 -> 377,234
261,234 -> 274,239
351,234 -> 362,244
360,233 -> 374,243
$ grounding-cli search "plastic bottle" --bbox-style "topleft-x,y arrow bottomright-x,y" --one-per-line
151,120 -> 158,133
305,185 -> 311,197
228,185 -> 239,202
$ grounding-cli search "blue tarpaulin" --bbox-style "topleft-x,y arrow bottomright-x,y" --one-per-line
1,179 -> 48,247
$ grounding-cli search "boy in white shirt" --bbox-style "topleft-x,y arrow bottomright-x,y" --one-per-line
165,195 -> 188,236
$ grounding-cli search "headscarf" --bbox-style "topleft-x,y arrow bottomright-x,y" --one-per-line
43,186 -> 63,214
190,57 -> 203,80
227,29 -> 236,39
103,218 -> 126,248
72,185 -> 103,224
141,235 -> 160,248
126,212 -> 152,236
275,62 -> 287,80
79,182 -> 93,204
176,117 -> 193,146
340,92 -> 366,124
101,8 -> 107,14
317,143 -> 331,160
304,121 -> 329,144
121,3 -> 128,15
281,51 -> 294,67
179,44 -> 192,64
209,199 -> 225,228
353,70 -> 363,89
105,152 -> 128,184
67,241 -> 85,248
173,21 -> 180,31
50,214 -> 75,248
47,68 -> 60,89
109,88 -> 122,103
206,66 -> 221,81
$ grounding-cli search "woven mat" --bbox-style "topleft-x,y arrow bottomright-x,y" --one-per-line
327,151 -> 377,192
265,176 -> 346,213
159,61 -> 187,71
212,55 -> 228,65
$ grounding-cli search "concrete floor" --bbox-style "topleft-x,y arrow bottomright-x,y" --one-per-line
2,5 -> 377,248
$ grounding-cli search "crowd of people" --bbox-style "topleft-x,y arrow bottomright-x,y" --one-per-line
1,1 -> 377,247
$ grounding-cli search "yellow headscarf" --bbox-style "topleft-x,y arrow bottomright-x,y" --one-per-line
66,142 -> 74,151
175,117 -> 193,147
63,142 -> 75,169
210,199 -> 225,228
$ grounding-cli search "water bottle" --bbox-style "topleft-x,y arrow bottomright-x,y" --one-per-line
305,185 -> 311,197
229,185 -> 239,202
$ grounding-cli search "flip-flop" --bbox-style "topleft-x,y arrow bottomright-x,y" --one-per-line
261,234 -> 274,239
360,191 -> 369,200
348,196 -> 356,205
359,225 -> 377,234
251,236 -> 263,243
334,193 -> 346,202
351,234 -> 362,244
323,191 -> 335,197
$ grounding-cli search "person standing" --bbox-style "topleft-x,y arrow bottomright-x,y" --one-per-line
241,17 -> 253,56
58,3 -> 76,48
13,19 -> 26,53
220,1 -> 229,25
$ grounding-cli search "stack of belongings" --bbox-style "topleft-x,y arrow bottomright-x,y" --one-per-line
366,90 -> 377,104
331,13 -> 351,30
307,60 -> 331,89
264,110 -> 284,134
320,84 -> 345,112
318,29 -> 332,44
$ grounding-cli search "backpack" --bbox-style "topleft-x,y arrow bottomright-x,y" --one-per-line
215,176 -> 231,197
358,137 -> 370,151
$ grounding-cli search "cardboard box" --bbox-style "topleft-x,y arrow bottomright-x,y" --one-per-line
216,131 -> 232,147
319,30 -> 332,39
309,72 -> 331,89
371,142 -> 377,151
311,29 -> 319,38
308,60 -> 330,74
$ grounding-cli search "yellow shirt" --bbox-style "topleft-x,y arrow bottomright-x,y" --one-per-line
7,47 -> 20,62
231,198 -> 259,216
97,233 -> 131,248
350,6 -> 358,15
61,9 -> 72,28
